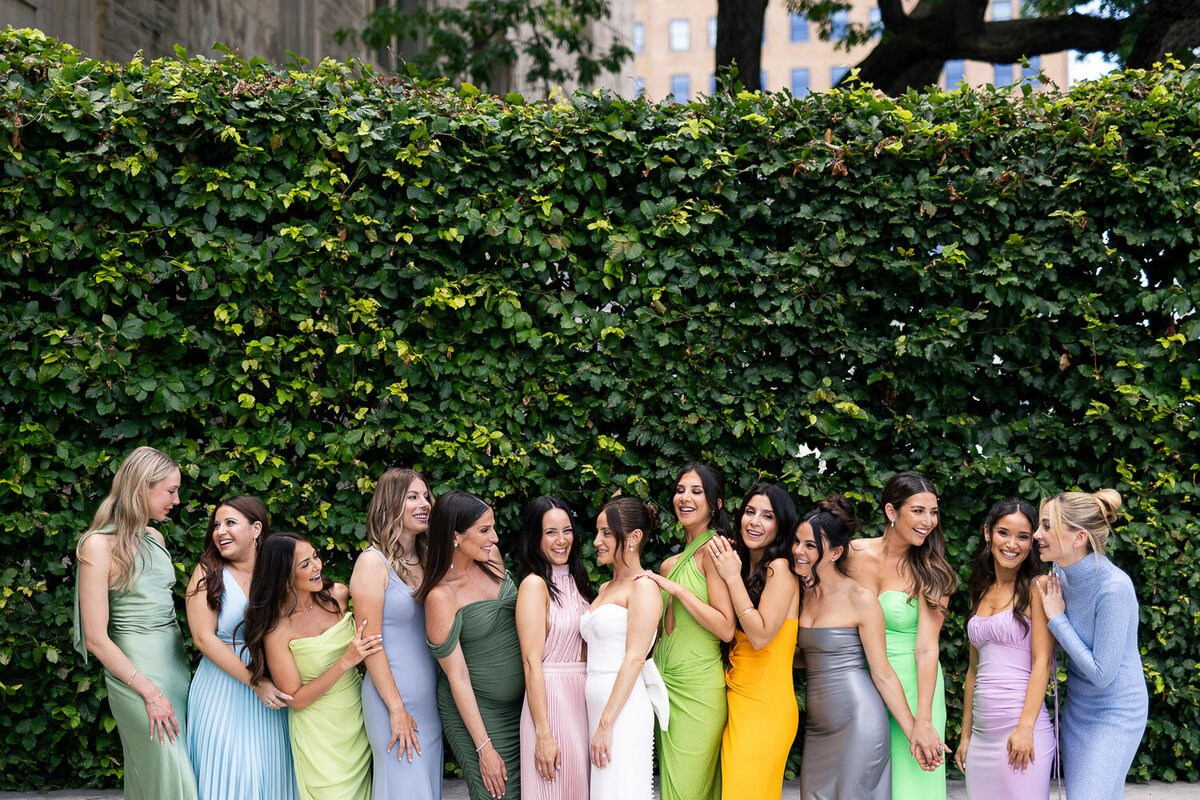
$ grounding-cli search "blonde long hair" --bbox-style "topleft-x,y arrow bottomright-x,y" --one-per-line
77,446 -> 179,592
1041,489 -> 1123,557
365,468 -> 430,584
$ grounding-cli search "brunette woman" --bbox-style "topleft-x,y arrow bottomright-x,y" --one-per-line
186,496 -> 297,800
706,484 -> 799,800
844,471 -> 955,800
417,490 -> 524,800
73,446 -> 197,800
1036,490 -> 1147,800
516,496 -> 595,799
350,468 -> 443,800
954,498 -> 1055,799
243,533 -> 379,800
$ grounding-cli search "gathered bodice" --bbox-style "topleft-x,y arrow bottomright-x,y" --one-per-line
544,564 -> 588,664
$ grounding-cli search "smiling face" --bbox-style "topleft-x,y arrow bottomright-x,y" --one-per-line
1034,499 -> 1083,566
593,511 -> 616,566
211,504 -> 261,564
539,507 -> 574,566
290,540 -> 323,595
792,521 -> 818,580
988,511 -> 1034,571
401,478 -> 433,535
740,494 -> 779,552
674,470 -> 713,531
144,468 -> 182,521
456,508 -> 498,562
887,490 -> 939,548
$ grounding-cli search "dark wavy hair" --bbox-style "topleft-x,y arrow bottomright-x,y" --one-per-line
599,496 -> 660,564
881,472 -> 958,612
415,490 -> 501,605
671,462 -> 732,536
242,532 -> 340,684
966,497 -> 1040,635
190,495 -> 270,613
797,495 -> 861,608
517,495 -> 596,604
732,484 -> 797,621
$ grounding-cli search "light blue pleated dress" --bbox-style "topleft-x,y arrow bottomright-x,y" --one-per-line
187,567 -> 298,800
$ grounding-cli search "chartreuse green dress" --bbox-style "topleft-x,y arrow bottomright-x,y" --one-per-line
655,529 -> 726,800
287,613 -> 372,800
428,574 -> 524,800
880,590 -> 947,800
72,530 -> 198,800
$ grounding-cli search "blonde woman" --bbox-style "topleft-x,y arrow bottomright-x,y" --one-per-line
1035,490 -> 1147,800
72,445 -> 197,800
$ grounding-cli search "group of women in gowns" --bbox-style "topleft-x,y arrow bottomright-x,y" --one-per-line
73,446 -> 1148,800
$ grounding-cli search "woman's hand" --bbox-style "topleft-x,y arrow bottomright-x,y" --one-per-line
635,570 -> 679,596
389,706 -> 421,763
1006,723 -> 1036,772
534,731 -> 561,781
144,688 -> 181,744
590,720 -> 613,769
341,618 -> 383,668
954,734 -> 969,773
252,678 -> 293,710
1037,573 -> 1066,620
478,741 -> 508,798
706,535 -> 742,584
908,718 -> 948,771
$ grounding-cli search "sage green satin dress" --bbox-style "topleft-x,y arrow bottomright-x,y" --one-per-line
428,574 -> 524,800
655,530 -> 726,800
72,530 -> 198,800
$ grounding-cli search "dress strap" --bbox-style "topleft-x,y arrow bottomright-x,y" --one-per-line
71,529 -> 109,662
427,610 -> 464,659
666,529 -> 717,581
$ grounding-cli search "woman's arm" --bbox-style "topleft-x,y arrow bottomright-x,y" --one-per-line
1007,578 -> 1056,771
79,533 -> 180,743
1039,571 -> 1133,689
516,575 -> 559,781
350,552 -> 419,762
640,548 -> 736,642
955,643 -> 979,773
722,554 -> 797,650
268,611 -> 381,711
427,586 -> 509,798
913,593 -> 949,768
590,580 -> 663,768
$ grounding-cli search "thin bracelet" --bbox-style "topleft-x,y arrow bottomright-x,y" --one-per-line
475,737 -> 491,752
145,690 -> 163,705
125,667 -> 139,686
736,607 -> 754,618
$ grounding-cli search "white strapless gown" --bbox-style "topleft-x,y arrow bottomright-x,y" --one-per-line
580,604 -> 668,800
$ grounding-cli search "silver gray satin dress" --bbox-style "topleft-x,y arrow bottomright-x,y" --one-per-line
797,627 -> 891,800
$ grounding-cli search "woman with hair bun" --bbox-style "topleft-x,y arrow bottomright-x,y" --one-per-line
954,498 -> 1055,799
73,445 -> 197,800
515,495 -> 595,799
581,497 -> 668,800
186,495 -> 297,800
793,496 -> 933,800
639,463 -> 737,800
418,490 -> 524,800
844,472 -> 955,800
1035,489 -> 1147,800
706,484 -> 800,800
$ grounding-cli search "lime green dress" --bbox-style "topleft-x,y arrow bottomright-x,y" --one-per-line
655,530 -> 726,800
72,530 -> 198,800
288,613 -> 372,800
880,590 -> 947,800
428,574 -> 524,800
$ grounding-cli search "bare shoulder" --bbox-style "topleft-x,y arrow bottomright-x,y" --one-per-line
848,581 -> 881,610
330,582 -> 350,609
630,575 -> 664,611
145,526 -> 166,547
518,573 -> 549,596
78,530 -> 114,558
660,554 -> 680,576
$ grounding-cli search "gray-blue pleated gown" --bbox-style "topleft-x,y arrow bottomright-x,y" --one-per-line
360,549 -> 443,800
187,567 -> 298,800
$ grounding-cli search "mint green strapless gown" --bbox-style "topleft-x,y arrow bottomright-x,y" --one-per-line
72,530 -> 198,800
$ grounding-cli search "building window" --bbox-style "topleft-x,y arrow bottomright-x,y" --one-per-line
993,63 -> 1015,86
790,12 -> 809,42
791,68 -> 810,95
831,9 -> 850,41
944,59 -> 966,88
868,6 -> 882,38
670,73 -> 691,101
708,17 -> 717,49
669,19 -> 691,51
633,77 -> 646,97
1021,55 -> 1041,83
633,22 -> 645,54
992,0 -> 1013,20
831,65 -> 849,85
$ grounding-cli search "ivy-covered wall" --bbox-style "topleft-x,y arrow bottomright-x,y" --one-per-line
1,27 -> 1197,790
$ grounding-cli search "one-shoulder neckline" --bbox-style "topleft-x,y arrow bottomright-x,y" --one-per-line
290,611 -> 352,645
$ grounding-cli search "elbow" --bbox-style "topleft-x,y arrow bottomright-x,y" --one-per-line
719,620 -> 737,643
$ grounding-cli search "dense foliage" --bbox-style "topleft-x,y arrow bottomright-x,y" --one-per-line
1,27 -> 1196,790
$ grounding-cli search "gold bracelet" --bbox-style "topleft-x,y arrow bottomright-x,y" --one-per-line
736,608 -> 754,618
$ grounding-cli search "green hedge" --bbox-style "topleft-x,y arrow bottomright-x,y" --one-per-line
1,26 -> 1197,789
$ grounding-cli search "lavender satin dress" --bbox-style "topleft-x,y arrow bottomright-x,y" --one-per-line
964,610 -> 1055,799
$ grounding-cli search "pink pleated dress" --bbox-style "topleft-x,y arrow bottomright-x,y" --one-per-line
964,609 -> 1056,799
519,564 -> 591,800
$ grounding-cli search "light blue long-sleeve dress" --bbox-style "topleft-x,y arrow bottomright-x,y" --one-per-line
1047,555 -> 1148,800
